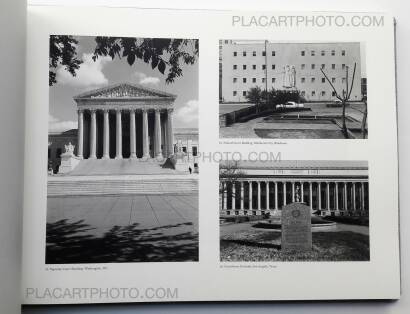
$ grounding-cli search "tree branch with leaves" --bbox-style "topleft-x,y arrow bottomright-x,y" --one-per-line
49,35 -> 83,86
245,86 -> 263,113
49,36 -> 199,86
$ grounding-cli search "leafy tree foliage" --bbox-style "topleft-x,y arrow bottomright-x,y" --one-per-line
49,35 -> 82,86
93,37 -> 198,84
264,89 -> 303,106
246,86 -> 303,111
245,86 -> 263,104
49,36 -> 199,86
245,86 -> 263,112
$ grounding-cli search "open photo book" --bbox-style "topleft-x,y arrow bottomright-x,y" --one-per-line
21,5 -> 400,304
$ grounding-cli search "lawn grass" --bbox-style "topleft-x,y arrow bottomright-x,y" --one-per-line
220,230 -> 369,262
323,216 -> 369,226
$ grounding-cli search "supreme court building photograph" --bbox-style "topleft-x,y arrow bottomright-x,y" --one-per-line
46,35 -> 199,263
219,160 -> 370,262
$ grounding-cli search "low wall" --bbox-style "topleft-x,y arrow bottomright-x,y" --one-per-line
220,105 -> 267,127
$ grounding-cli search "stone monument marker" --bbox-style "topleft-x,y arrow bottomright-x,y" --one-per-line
281,202 -> 312,251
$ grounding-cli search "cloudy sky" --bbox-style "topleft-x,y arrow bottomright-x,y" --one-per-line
49,36 -> 198,133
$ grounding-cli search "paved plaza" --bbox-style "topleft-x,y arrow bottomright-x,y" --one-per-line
219,103 -> 367,139
46,193 -> 198,263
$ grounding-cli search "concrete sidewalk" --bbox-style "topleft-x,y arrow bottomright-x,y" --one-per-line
46,193 -> 199,263
48,193 -> 198,237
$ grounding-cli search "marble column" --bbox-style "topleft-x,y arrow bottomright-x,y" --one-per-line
167,109 -> 174,157
266,182 -> 270,210
318,182 -> 322,210
274,182 -> 278,210
129,109 -> 136,158
232,183 -> 236,209
89,109 -> 97,159
352,182 -> 356,211
300,182 -> 304,202
162,117 -> 167,158
283,182 -> 287,206
102,109 -> 110,159
309,182 -> 313,210
249,181 -> 253,210
77,109 -> 84,158
154,109 -> 162,159
326,182 -> 330,210
335,183 -> 339,210
142,109 -> 150,159
292,182 -> 295,202
344,182 -> 348,210
257,181 -> 261,209
223,182 -> 227,210
361,182 -> 365,211
240,182 -> 244,209
115,109 -> 122,159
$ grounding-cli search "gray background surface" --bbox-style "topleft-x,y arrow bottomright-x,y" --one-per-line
0,0 -> 25,313
1,0 -> 409,313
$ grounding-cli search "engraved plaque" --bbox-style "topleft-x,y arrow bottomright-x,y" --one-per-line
281,203 -> 312,251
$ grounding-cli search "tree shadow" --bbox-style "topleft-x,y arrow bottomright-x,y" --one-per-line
46,219 -> 198,264
220,239 -> 281,250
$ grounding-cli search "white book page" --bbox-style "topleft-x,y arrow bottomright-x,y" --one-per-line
22,6 -> 399,304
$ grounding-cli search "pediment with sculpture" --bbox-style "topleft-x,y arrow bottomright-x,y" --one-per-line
74,83 -> 176,101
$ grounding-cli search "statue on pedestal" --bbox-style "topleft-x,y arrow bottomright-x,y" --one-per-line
64,142 -> 75,156
58,142 -> 80,174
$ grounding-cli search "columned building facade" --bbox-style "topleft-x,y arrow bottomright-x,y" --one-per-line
220,161 -> 369,217
74,83 -> 176,160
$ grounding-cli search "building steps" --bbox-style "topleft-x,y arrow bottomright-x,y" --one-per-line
67,158 -> 189,176
48,176 -> 198,196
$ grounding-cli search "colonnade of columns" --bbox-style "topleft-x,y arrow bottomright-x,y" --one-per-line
220,180 -> 368,216
77,108 -> 174,160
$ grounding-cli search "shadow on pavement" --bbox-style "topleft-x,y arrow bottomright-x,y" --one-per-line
46,219 -> 198,263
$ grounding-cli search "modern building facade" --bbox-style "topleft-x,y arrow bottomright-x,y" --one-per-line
220,40 -> 362,103
219,160 -> 369,217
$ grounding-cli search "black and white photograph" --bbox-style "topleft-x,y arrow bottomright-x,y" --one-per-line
46,35 -> 199,263
219,160 -> 370,262
219,40 -> 368,139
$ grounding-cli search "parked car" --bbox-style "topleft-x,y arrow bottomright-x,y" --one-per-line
276,101 -> 304,109
276,103 -> 284,109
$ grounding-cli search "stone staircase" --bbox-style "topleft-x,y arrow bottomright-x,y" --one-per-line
68,158 -> 186,176
48,175 -> 198,196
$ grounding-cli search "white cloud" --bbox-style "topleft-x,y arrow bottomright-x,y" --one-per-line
174,100 -> 198,128
133,71 -> 160,86
49,114 -> 77,133
56,53 -> 111,88
140,76 -> 160,85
